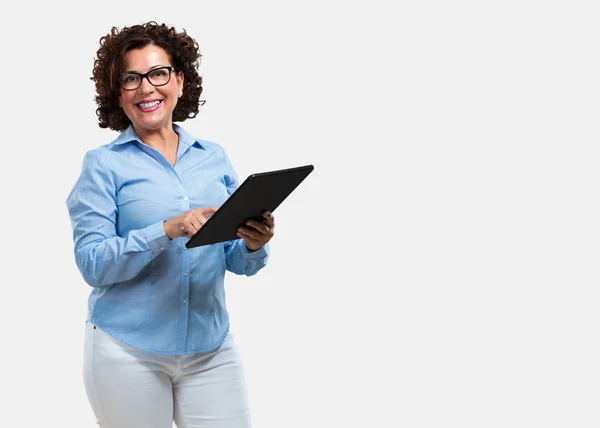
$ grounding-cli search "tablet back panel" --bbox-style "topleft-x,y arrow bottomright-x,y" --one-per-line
186,165 -> 314,248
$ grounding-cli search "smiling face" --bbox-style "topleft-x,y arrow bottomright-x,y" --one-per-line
119,44 -> 184,133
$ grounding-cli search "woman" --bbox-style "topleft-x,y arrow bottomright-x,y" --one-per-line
66,21 -> 273,428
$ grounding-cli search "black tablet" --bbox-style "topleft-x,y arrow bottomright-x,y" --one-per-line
185,165 -> 314,248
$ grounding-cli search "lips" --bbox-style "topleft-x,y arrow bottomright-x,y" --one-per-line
136,99 -> 163,112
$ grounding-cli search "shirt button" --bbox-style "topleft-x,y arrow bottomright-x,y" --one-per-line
184,272 -> 188,276
160,246 -> 165,251
183,196 -> 188,201
183,299 -> 188,304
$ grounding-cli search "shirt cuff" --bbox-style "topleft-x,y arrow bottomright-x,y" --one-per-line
240,241 -> 268,259
146,221 -> 172,256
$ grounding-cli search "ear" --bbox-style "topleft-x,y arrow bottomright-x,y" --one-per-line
177,71 -> 185,96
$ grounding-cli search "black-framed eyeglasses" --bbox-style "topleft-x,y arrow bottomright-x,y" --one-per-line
119,66 -> 175,91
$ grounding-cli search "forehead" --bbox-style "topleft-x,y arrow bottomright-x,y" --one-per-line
123,45 -> 171,72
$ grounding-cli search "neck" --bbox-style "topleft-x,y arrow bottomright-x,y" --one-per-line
133,123 -> 179,151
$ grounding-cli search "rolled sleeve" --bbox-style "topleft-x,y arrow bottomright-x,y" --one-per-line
225,240 -> 270,276
146,221 -> 173,256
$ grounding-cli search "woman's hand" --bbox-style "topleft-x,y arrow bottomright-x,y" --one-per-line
163,207 -> 218,240
237,211 -> 275,251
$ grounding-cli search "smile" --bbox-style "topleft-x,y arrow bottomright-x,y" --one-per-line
136,100 -> 163,112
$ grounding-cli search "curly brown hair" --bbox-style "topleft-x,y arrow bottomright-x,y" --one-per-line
92,21 -> 203,132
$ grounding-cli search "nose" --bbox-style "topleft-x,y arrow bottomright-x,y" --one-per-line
138,76 -> 155,94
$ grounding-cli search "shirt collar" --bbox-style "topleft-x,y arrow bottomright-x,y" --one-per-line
114,123 -> 205,149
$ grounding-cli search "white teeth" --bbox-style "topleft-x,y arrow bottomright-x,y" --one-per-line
138,100 -> 161,108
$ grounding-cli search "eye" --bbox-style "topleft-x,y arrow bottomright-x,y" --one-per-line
122,74 -> 139,83
150,69 -> 167,78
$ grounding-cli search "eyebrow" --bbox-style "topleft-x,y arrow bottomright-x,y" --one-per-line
121,65 -> 170,74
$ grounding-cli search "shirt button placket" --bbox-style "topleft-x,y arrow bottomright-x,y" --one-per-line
179,187 -> 191,352
181,194 -> 189,212
183,272 -> 189,306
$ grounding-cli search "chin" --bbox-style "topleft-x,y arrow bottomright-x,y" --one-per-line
134,116 -> 168,131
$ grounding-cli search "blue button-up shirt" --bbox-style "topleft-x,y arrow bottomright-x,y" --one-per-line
66,124 -> 269,356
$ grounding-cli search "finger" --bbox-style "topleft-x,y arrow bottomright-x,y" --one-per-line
184,221 -> 199,236
182,227 -> 196,238
237,230 -> 262,246
189,218 -> 202,232
245,220 -> 271,235
262,211 -> 275,228
200,206 -> 218,217
237,227 -> 259,240
196,216 -> 207,227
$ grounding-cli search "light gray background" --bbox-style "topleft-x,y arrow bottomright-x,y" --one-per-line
1,1 -> 598,427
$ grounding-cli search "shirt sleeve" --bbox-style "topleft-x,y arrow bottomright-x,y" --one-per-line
66,149 -> 172,287
220,147 -> 270,276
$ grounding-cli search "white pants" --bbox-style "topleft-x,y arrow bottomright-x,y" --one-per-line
83,322 -> 251,428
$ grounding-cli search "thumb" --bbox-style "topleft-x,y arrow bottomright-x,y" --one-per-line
201,206 -> 218,216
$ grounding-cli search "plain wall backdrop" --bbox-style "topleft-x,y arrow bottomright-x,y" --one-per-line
1,0 -> 599,427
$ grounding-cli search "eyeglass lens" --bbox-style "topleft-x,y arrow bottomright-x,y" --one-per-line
120,67 -> 171,90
